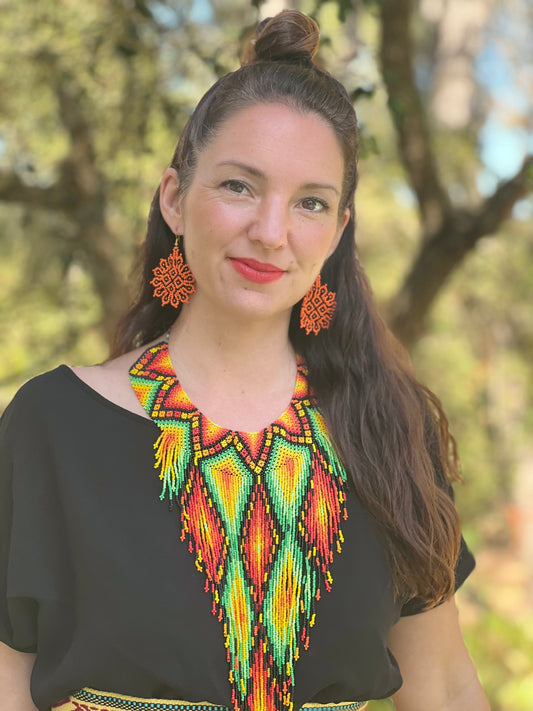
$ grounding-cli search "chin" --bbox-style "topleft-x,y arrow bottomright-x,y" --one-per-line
224,292 -> 293,325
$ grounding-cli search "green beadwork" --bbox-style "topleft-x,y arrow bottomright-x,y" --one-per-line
130,343 -> 349,711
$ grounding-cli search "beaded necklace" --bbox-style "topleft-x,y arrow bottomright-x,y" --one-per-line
130,341 -> 349,711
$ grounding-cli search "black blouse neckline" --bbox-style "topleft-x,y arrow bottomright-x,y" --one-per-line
58,365 -> 157,428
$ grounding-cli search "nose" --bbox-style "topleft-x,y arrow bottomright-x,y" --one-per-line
248,195 -> 289,249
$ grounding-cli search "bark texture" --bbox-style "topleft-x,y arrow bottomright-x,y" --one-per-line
379,0 -> 533,348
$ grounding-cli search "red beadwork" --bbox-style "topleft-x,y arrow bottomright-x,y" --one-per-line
129,342 -> 348,711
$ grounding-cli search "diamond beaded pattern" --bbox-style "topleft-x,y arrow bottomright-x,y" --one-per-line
130,343 -> 349,711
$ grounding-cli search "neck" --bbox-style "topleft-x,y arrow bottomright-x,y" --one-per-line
168,300 -> 296,386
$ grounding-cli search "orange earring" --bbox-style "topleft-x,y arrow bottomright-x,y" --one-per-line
151,235 -> 196,308
300,275 -> 336,335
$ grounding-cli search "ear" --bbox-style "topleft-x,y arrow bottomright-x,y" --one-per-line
327,207 -> 350,258
159,167 -> 185,235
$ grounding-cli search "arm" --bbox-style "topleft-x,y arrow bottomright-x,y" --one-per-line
0,641 -> 39,711
388,597 -> 489,711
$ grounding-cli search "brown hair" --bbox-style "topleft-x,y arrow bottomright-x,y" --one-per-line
113,10 -> 461,608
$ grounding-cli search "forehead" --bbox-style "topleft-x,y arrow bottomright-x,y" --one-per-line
196,103 -> 345,183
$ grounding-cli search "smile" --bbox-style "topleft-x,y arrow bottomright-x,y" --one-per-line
229,258 -> 285,284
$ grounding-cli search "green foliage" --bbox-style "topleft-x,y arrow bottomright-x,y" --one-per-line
462,601 -> 533,711
0,0 -> 255,400
0,206 -> 107,406
412,222 -> 533,521
315,0 -> 355,23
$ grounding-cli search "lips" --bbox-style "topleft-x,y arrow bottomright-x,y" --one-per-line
229,257 -> 285,284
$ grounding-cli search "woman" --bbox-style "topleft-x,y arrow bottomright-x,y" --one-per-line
0,10 -> 488,711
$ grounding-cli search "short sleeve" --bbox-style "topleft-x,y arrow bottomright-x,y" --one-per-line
399,535 -> 476,617
0,393 -> 39,651
0,379 -> 72,652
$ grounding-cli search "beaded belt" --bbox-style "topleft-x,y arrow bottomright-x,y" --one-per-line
52,688 -> 368,711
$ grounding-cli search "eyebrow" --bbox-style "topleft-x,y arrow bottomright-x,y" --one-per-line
216,161 -> 340,196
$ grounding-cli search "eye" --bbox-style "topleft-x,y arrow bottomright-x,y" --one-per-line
221,179 -> 249,195
300,197 -> 329,212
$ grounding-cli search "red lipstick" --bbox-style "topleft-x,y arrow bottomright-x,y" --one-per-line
229,258 -> 285,284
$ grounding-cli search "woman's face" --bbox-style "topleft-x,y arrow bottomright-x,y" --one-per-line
161,102 -> 349,326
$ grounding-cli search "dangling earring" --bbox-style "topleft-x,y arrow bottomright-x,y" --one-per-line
151,235 -> 196,308
299,275 -> 336,335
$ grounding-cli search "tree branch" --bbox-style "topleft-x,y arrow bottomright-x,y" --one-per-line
470,156 -> 533,236
386,155 -> 533,347
0,170 -> 70,210
1,59 -> 128,343
54,79 -> 103,202
379,0 -> 451,236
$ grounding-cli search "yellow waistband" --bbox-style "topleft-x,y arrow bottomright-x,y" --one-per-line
52,687 -> 368,711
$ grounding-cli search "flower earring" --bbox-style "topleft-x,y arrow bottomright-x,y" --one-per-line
151,235 -> 196,308
300,275 -> 336,335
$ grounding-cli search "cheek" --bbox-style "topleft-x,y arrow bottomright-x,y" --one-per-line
292,222 -> 339,263
187,198 -> 247,243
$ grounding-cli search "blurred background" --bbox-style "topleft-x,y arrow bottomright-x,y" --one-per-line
0,0 -> 532,708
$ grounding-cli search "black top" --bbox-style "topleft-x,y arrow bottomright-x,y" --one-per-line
0,367 -> 475,711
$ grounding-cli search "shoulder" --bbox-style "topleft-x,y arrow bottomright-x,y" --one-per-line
1,341 -> 155,438
0,367 -> 75,480
1,366 -> 69,431
71,344 -> 150,421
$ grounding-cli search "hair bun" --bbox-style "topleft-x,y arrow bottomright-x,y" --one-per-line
241,10 -> 319,67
